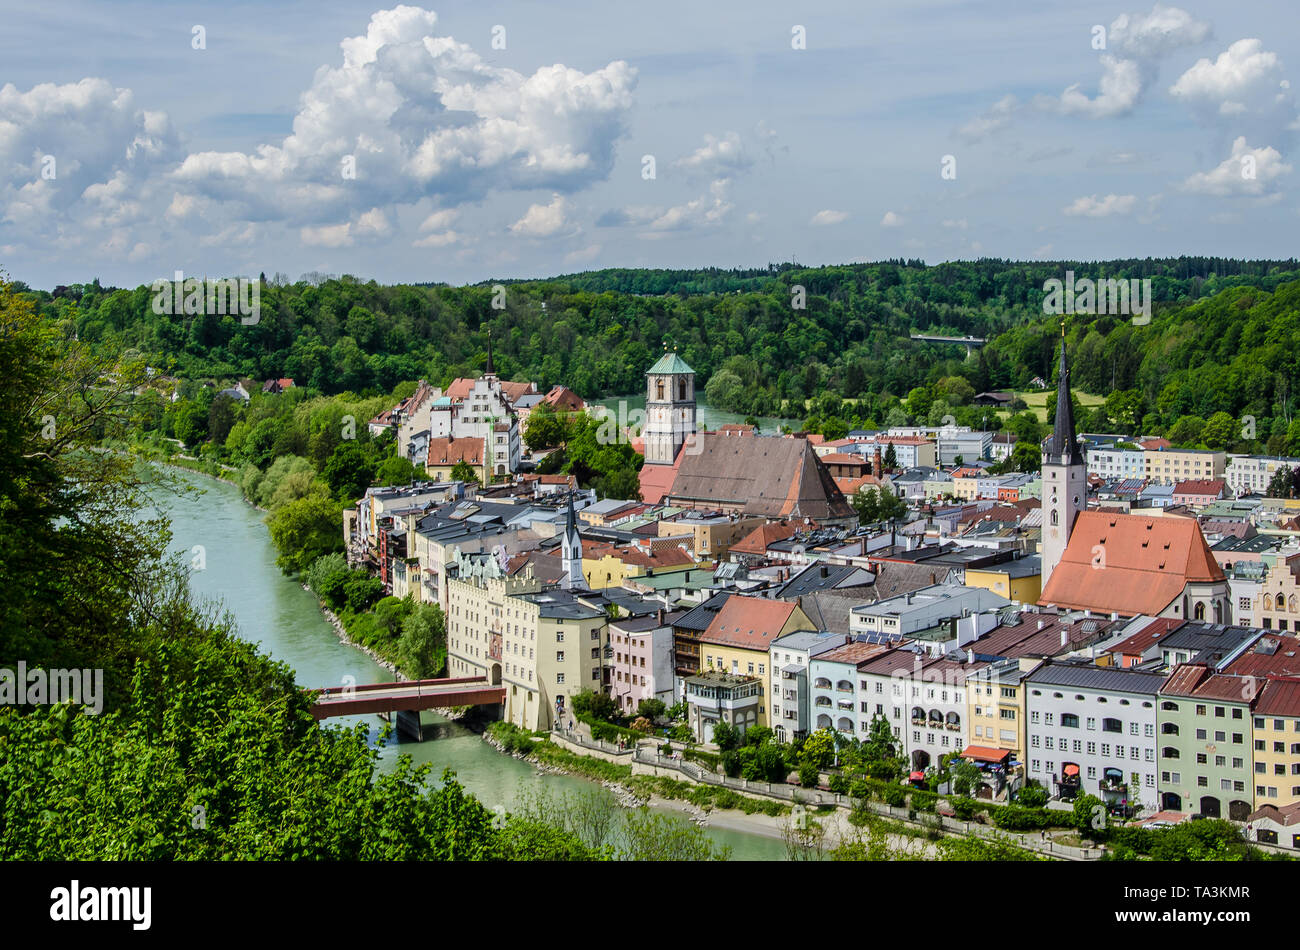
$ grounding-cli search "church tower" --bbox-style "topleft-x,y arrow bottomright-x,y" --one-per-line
561,493 -> 585,590
1041,330 -> 1087,587
644,347 -> 696,465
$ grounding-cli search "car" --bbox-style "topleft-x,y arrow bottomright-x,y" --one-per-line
1143,820 -> 1173,829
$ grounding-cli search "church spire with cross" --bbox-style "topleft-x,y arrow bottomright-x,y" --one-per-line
1041,329 -> 1086,586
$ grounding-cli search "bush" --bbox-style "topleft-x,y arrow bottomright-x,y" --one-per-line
989,805 -> 1054,831
712,789 -> 742,810
849,779 -> 871,801
882,785 -> 907,807
828,774 -> 849,794
721,749 -> 743,778
1017,784 -> 1049,808
910,790 -> 937,813
952,797 -> 979,821
798,761 -> 820,788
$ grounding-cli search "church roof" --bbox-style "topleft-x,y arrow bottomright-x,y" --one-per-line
666,434 -> 854,521
1038,510 -> 1225,616
647,351 -> 695,375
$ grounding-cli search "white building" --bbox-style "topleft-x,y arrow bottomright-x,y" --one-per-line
1225,455 -> 1300,497
855,648 -> 983,771
849,584 -> 1011,638
1024,661 -> 1164,805
938,430 -> 993,466
769,630 -> 847,743
1087,444 -> 1146,481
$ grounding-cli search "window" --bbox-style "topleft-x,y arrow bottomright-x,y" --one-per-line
1062,713 -> 1079,728
1001,709 -> 1015,720
556,632 -> 565,643
556,673 -> 565,684
1103,718 -> 1122,733
555,651 -> 565,663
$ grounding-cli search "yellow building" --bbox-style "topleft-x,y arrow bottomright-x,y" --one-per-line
695,595 -> 812,728
445,553 -> 608,731
965,657 -> 1041,762
424,435 -> 489,486
1253,678 -> 1300,809
951,476 -> 980,501
657,513 -> 763,560
966,556 -> 1042,605
1143,446 -> 1224,485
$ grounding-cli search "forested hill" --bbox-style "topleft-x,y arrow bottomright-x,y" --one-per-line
16,258 -> 1300,444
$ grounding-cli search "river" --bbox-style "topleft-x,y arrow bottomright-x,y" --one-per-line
150,469 -> 787,860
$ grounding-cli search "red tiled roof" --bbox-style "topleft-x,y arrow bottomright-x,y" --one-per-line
542,385 -> 585,411
1106,617 -> 1182,658
426,436 -> 485,466
1038,511 -> 1225,616
834,475 -> 880,496
819,641 -> 891,665
1174,479 -> 1225,496
730,520 -> 800,556
961,745 -> 1011,763
1225,636 -> 1300,677
1255,678 -> 1300,717
820,452 -> 869,465
877,435 -> 931,445
699,596 -> 799,651
1139,438 -> 1172,450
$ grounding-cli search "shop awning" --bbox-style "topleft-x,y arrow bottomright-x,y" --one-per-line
960,745 -> 1011,763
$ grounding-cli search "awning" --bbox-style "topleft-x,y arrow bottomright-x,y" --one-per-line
910,771 -> 926,780
960,745 -> 1010,763
1063,763 -> 1080,777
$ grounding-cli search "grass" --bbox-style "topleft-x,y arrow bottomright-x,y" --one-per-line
526,739 -> 633,783
1003,388 -> 1106,423
626,774 -> 789,817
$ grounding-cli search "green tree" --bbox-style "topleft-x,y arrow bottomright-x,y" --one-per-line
1201,411 -> 1237,450
711,720 -> 741,751
374,454 -> 422,486
322,440 -> 377,501
398,603 -> 447,677
801,728 -> 837,769
266,495 -> 344,574
1072,792 -> 1106,837
450,460 -> 480,485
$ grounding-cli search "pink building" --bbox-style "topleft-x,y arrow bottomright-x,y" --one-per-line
1173,478 -> 1226,507
610,611 -> 680,713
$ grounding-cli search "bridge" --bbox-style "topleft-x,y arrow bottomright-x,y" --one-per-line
909,333 -> 988,357
308,676 -> 505,740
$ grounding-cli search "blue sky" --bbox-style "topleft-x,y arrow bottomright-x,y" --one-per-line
1,0 -> 1296,289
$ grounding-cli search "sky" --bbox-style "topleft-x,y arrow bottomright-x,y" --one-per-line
0,0 -> 1296,289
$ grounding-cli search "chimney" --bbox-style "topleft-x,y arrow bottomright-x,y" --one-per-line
657,608 -> 664,625
1060,628 -> 1068,648
875,444 -> 884,476
820,565 -> 829,578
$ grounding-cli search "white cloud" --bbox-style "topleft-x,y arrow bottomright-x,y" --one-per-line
675,131 -> 751,175
1109,4 -> 1211,58
1170,39 -> 1288,117
0,77 -> 179,248
1180,136 -> 1292,196
412,230 -> 461,247
509,194 -> 568,237
172,7 -> 636,231
1062,193 -> 1138,216
941,218 -> 968,229
880,211 -> 905,227
1053,56 -> 1143,118
810,209 -> 849,226
300,223 -> 354,247
956,94 -> 1019,143
418,208 -> 459,232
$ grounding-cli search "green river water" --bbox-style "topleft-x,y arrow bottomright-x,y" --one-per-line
151,469 -> 787,860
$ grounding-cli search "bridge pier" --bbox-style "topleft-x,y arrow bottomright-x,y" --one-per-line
395,708 -> 425,741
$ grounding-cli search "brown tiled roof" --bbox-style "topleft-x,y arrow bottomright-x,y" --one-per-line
542,385 -> 585,411
638,446 -> 682,505
818,641 -> 891,665
445,377 -> 535,404
699,596 -> 799,651
730,520 -> 801,556
1038,511 -> 1225,616
1225,635 -> 1300,677
1255,678 -> 1300,717
666,434 -> 853,520
1106,617 -> 1182,658
1160,663 -> 1210,697
1162,666 -> 1258,702
1139,438 -> 1172,450
1250,801 -> 1300,826
426,436 -> 485,466
1174,479 -> 1225,496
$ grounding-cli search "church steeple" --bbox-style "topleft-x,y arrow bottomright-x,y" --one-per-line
1041,329 -> 1086,588
1046,331 -> 1082,465
561,493 -> 585,590
485,327 -> 495,377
